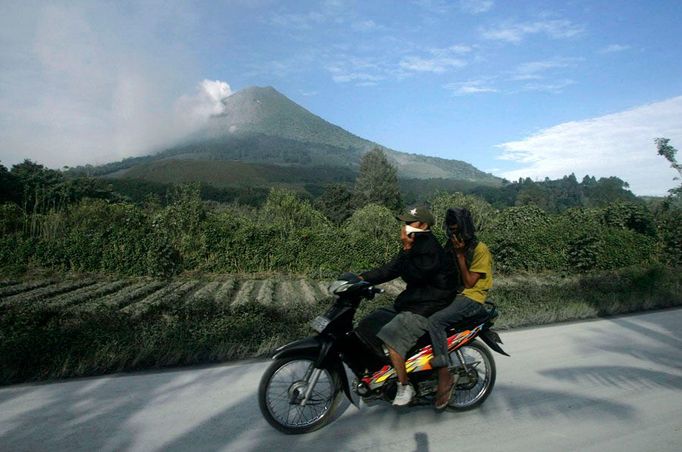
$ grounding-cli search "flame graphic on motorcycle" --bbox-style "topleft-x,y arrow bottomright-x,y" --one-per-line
361,324 -> 483,389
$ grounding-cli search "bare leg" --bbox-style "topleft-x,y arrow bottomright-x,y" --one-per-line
386,345 -> 408,385
436,366 -> 454,406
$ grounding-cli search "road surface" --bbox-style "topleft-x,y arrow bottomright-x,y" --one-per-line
1,308 -> 681,451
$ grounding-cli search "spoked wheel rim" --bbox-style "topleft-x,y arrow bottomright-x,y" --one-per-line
448,343 -> 493,409
264,359 -> 336,429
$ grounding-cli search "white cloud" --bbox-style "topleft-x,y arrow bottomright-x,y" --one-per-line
413,0 -> 494,14
496,96 -> 682,195
325,55 -> 389,86
399,56 -> 467,73
270,2 -> 381,33
434,45 -> 473,55
0,1 -> 206,168
458,0 -> 494,14
175,80 -> 233,126
331,72 -> 385,83
411,0 -> 452,14
512,57 -> 581,80
352,19 -> 379,32
519,79 -> 576,93
599,44 -> 630,54
444,80 -> 497,95
399,45 -> 471,74
269,11 -> 326,29
481,19 -> 584,43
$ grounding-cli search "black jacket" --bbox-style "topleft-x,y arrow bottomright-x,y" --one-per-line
360,232 -> 460,317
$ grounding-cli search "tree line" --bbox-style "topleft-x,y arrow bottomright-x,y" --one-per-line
1,141 -> 680,276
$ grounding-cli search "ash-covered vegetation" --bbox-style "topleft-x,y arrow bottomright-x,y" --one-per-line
1,144 -> 681,384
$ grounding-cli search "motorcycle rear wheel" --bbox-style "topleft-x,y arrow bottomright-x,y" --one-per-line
258,356 -> 342,434
447,340 -> 496,411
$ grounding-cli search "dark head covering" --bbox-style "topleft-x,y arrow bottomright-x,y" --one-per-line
444,207 -> 478,251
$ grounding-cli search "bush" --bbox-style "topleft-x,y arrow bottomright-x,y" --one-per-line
342,203 -> 400,271
0,185 -> 675,277
656,207 -> 682,266
430,191 -> 498,237
487,205 -> 558,272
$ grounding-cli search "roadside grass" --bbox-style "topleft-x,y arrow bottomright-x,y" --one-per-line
0,264 -> 680,385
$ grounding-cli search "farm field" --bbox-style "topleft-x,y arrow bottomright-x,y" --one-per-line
0,276 -> 406,311
1,266 -> 680,386
0,273 -> 408,385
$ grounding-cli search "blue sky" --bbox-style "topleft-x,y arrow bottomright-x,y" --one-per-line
1,0 -> 681,195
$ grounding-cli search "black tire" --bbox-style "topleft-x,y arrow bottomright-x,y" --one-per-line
447,339 -> 496,411
258,355 -> 342,434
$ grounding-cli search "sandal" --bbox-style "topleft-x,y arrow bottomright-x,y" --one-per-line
435,383 -> 455,410
435,372 -> 459,410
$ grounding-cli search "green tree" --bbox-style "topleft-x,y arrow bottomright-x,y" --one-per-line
583,176 -> 636,207
0,163 -> 21,204
353,148 -> 402,211
315,183 -> 354,225
11,160 -> 65,213
655,137 -> 682,201
654,138 -> 682,264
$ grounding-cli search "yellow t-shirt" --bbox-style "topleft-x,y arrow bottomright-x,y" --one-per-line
462,242 -> 493,304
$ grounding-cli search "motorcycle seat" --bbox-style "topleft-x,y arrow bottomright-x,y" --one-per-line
407,309 -> 491,358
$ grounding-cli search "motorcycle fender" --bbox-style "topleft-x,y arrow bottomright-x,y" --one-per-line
272,336 -> 321,360
335,361 -> 360,408
480,329 -> 510,357
272,337 -> 359,408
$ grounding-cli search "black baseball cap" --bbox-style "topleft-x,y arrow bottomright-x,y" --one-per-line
396,205 -> 435,226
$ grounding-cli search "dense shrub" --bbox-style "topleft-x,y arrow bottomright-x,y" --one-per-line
655,207 -> 682,266
0,187 -> 677,276
342,203 -> 400,271
487,205 -> 558,272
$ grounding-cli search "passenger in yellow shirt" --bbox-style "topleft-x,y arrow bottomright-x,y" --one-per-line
428,207 -> 493,410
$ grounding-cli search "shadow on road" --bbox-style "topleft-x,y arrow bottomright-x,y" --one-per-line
540,366 -> 682,391
0,364 -> 244,451
488,383 -> 636,421
593,313 -> 682,371
4,310 -> 681,451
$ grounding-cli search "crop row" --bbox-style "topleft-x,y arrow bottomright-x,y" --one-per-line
49,280 -> 134,310
87,280 -> 169,311
0,279 -> 97,307
0,277 -> 369,314
0,279 -> 20,289
120,280 -> 201,317
0,279 -> 58,298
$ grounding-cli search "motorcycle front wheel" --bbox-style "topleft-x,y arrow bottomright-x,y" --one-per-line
258,356 -> 342,434
447,339 -> 496,411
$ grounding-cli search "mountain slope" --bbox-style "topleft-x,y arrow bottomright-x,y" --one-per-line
74,86 -> 502,186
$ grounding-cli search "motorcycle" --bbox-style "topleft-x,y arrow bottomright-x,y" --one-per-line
258,275 -> 509,434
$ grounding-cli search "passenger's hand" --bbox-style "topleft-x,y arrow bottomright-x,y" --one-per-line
451,235 -> 466,255
401,225 -> 414,250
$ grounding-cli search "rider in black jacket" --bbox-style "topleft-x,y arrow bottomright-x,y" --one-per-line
360,205 -> 459,406
361,230 -> 459,316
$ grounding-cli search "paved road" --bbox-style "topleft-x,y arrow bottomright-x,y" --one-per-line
1,308 -> 681,452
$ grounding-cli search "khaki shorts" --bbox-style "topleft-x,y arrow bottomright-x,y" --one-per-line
376,311 -> 429,358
